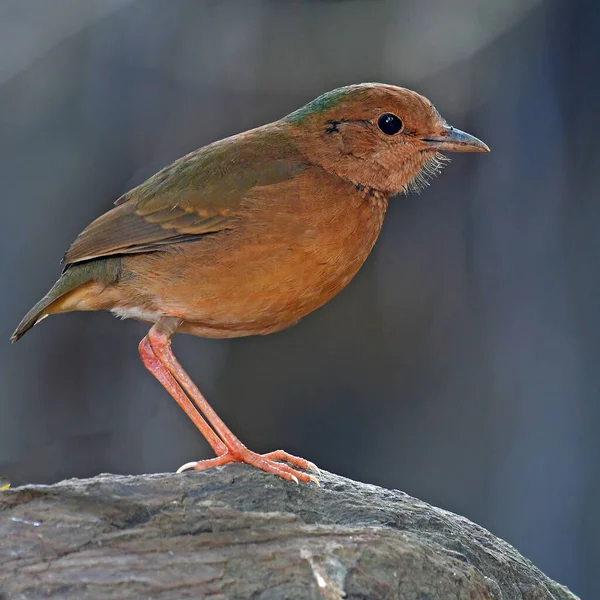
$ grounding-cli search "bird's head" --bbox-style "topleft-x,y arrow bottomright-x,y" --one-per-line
286,83 -> 489,196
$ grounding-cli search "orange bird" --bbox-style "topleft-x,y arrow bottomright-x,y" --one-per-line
12,84 -> 489,484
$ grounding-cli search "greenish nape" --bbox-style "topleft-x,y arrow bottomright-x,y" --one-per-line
285,86 -> 356,123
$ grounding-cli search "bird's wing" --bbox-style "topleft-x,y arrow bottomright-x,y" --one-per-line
63,132 -> 305,265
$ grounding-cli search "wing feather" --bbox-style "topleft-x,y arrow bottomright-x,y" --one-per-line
63,129 -> 305,265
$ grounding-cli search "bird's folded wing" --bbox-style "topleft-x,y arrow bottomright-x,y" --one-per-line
63,139 -> 305,265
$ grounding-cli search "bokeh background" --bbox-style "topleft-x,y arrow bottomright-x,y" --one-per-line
1,0 -> 597,596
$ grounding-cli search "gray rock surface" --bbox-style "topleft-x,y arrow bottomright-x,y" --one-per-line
0,465 -> 579,599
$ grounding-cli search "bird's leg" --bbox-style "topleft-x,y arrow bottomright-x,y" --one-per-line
139,335 -> 227,456
144,318 -> 319,484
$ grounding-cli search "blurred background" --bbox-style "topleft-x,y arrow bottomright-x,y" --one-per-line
0,0 -> 597,596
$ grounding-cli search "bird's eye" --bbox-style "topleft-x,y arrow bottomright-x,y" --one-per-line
377,113 -> 403,136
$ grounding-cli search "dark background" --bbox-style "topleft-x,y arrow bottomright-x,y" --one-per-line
1,0 -> 597,596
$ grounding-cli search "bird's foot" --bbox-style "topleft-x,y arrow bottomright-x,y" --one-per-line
177,448 -> 320,485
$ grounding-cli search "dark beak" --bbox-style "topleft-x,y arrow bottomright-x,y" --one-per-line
422,125 -> 490,153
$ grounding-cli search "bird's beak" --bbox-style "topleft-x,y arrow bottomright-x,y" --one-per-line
422,126 -> 490,153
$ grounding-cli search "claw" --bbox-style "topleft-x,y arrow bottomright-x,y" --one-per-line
306,461 -> 321,475
290,474 -> 299,485
308,474 -> 320,486
176,461 -> 199,473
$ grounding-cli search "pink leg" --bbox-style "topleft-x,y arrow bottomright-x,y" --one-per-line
139,336 -> 227,456
142,319 -> 319,484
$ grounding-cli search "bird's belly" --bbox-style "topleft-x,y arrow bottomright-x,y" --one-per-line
172,234 -> 376,337
178,253 -> 363,338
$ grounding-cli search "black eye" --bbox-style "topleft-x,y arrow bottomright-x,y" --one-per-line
377,113 -> 403,135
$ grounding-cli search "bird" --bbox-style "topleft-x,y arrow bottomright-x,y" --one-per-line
12,83 -> 489,485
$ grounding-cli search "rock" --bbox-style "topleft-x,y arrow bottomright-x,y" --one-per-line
0,465 -> 579,599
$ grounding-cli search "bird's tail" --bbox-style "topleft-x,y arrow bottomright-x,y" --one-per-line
11,258 -> 121,342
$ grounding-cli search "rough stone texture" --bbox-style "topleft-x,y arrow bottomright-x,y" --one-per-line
0,466 -> 578,599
